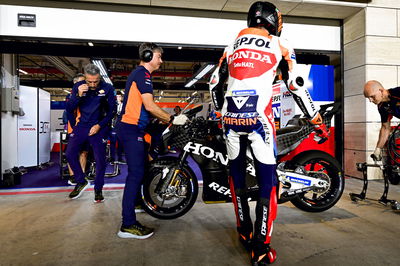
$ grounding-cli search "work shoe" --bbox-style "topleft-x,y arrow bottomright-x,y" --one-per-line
68,181 -> 89,199
251,247 -> 277,265
68,176 -> 77,186
117,222 -> 154,239
94,189 -> 105,203
135,204 -> 145,213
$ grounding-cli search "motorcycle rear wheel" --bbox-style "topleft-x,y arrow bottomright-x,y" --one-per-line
288,150 -> 344,212
142,157 -> 199,219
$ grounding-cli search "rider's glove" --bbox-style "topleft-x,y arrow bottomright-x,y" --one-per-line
371,147 -> 382,161
171,114 -> 189,125
314,124 -> 330,144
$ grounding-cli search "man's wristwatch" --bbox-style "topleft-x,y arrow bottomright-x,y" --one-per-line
169,115 -> 174,124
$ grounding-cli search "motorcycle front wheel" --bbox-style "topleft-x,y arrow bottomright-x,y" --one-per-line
288,150 -> 344,212
142,157 -> 199,219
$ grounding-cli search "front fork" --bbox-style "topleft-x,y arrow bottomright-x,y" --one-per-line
156,149 -> 190,195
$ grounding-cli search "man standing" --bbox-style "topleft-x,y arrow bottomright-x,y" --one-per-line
209,2 -> 328,265
66,64 -> 116,202
173,105 -> 181,116
109,90 -> 124,164
364,80 -> 400,160
64,73 -> 89,186
116,42 -> 187,239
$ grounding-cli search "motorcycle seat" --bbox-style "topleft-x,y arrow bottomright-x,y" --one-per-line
276,125 -> 302,136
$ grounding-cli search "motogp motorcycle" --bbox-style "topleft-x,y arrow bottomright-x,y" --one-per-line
141,103 -> 343,219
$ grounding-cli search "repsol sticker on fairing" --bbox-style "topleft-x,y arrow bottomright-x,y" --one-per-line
209,182 -> 231,197
288,176 -> 311,186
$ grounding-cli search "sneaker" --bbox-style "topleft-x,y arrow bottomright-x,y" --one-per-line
68,176 -> 77,186
68,181 -> 89,199
117,222 -> 154,239
251,247 -> 277,265
94,189 -> 105,203
135,204 -> 145,213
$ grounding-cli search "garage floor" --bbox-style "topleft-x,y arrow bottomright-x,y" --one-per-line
0,178 -> 399,266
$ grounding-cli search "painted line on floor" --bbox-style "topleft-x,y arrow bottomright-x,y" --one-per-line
0,181 -> 204,196
0,184 -> 124,195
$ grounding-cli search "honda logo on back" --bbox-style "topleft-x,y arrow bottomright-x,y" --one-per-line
228,49 -> 277,80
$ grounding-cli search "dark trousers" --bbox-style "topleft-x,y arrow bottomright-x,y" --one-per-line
66,125 -> 108,190
109,130 -> 123,161
116,122 -> 146,227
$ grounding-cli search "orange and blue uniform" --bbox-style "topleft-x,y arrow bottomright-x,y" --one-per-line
116,66 -> 153,227
65,80 -> 116,190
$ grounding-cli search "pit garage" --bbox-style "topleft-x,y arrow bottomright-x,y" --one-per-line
1,1 -> 399,265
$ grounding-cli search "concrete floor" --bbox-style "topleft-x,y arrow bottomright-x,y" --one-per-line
0,178 -> 399,266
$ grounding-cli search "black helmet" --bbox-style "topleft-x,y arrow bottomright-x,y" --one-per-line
247,1 -> 282,36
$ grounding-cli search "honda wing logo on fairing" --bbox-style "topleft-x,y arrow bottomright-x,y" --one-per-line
183,141 -> 256,177
184,142 -> 229,165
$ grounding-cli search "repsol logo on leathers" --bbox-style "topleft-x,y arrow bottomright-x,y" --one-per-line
234,37 -> 271,50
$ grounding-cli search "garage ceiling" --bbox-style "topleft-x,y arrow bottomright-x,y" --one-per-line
70,0 -> 367,19
2,0 -> 364,100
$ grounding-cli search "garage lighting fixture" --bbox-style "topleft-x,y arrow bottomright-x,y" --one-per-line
184,63 -> 215,88
91,59 -> 113,85
44,56 -> 75,78
88,42 -> 94,47
18,68 -> 28,75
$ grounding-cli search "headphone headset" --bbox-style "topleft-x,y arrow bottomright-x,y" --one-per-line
141,49 -> 153,63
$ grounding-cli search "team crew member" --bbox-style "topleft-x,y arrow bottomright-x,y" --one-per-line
364,80 -> 400,160
66,64 -> 116,202
109,91 -> 124,164
209,2 -> 328,265
116,42 -> 187,239
64,73 -> 89,185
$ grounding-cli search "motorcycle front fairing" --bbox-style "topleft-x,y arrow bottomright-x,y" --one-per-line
183,136 -> 232,203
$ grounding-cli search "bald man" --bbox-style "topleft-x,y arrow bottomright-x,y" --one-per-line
364,80 -> 400,160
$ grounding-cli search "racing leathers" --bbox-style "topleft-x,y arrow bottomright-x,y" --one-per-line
209,27 -> 325,258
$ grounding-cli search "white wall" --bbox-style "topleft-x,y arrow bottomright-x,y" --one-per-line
0,4 -> 340,51
1,54 -> 18,172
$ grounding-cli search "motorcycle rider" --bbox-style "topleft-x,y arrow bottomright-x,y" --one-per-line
209,2 -> 329,265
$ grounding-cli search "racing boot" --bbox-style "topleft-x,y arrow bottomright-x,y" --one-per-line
251,197 -> 277,265
251,246 -> 277,265
232,188 -> 253,251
